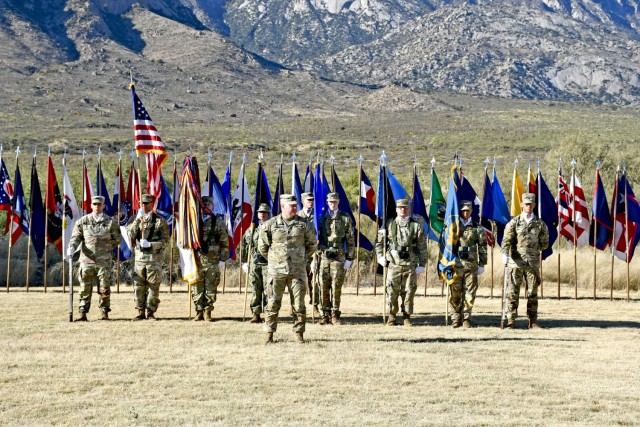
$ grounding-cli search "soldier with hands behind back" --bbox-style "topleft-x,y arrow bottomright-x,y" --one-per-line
241,203 -> 271,323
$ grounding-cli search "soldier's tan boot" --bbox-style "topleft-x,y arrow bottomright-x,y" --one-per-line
264,332 -> 274,344
193,310 -> 204,321
462,319 -> 472,329
250,313 -> 262,324
312,305 -> 321,318
132,309 -> 146,321
319,315 -> 330,325
204,309 -> 213,322
295,331 -> 305,344
452,319 -> 462,328
75,312 -> 88,322
386,314 -> 396,326
146,310 -> 157,321
528,318 -> 539,329
100,311 -> 109,321
332,313 -> 342,326
507,319 -> 516,329
403,313 -> 412,327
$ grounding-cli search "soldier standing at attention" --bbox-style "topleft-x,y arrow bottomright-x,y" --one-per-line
501,193 -> 549,329
127,193 -> 170,321
317,192 -> 355,325
375,198 -> 428,326
241,203 -> 271,323
67,195 -> 120,321
297,192 -> 320,317
448,200 -> 487,328
193,196 -> 229,322
259,194 -> 316,344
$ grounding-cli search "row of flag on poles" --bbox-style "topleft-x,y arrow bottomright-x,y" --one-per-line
3,83 -> 640,290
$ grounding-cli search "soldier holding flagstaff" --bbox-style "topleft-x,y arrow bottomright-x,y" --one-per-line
67,195 -> 120,321
241,203 -> 271,323
317,192 -> 355,325
448,200 -> 488,328
127,193 -> 170,321
501,192 -> 549,329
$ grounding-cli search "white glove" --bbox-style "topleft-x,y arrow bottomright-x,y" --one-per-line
218,261 -> 226,269
242,263 -> 248,273
502,255 -> 510,266
415,266 -> 425,274
140,239 -> 151,248
67,246 -> 75,257
344,260 -> 352,270
477,266 -> 485,275
136,208 -> 145,219
310,262 -> 316,274
377,257 -> 387,267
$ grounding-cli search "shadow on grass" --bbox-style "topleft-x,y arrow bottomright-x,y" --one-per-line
376,337 -> 586,344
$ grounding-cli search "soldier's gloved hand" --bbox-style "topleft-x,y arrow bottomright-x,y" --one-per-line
140,239 -> 151,248
502,255 -> 510,266
343,260 -> 352,270
415,266 -> 425,274
310,262 -> 316,274
67,246 -> 75,257
242,263 -> 248,273
137,208 -> 145,219
218,261 -> 225,269
477,266 -> 485,275
377,257 -> 388,267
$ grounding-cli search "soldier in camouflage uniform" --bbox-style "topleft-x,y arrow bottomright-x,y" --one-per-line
193,196 -> 230,322
448,200 -> 488,328
259,194 -> 316,344
297,192 -> 320,317
241,203 -> 270,323
317,192 -> 355,325
375,198 -> 428,326
501,193 -> 549,329
67,195 -> 120,321
127,194 -> 170,321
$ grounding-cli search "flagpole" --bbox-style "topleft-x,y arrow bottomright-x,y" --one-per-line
479,157 -> 490,299
169,151 -> 176,293
571,158 -> 578,300
623,164 -> 630,302
62,150 -> 67,294
356,156 -> 363,296
491,158 -> 498,298
97,147 -> 103,296
593,160 -> 600,300
222,151 -> 233,295
557,158 -> 562,299
237,153 -> 247,294
6,146 -> 20,292
43,147 -> 50,293
25,149 -> 37,291
536,158 -> 543,299
116,150 -> 123,294
381,151 -> 388,324
610,165 -> 620,300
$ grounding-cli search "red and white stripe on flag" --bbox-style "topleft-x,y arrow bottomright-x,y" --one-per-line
231,164 -> 252,257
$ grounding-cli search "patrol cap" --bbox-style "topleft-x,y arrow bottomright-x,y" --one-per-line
460,200 -> 472,211
202,196 -> 214,205
522,193 -> 536,204
327,192 -> 340,202
141,194 -> 155,204
280,194 -> 298,205
302,192 -> 314,201
91,195 -> 105,204
257,203 -> 271,213
395,198 -> 411,207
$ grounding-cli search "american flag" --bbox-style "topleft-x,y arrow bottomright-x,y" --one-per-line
131,84 -> 167,196
0,158 -> 13,211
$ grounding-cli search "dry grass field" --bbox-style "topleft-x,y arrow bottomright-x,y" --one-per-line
2,281 -> 639,426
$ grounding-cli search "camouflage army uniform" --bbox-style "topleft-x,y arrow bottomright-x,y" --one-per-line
375,217 -> 428,318
501,212 -> 549,323
449,218 -> 487,323
68,213 -> 120,314
194,214 -> 229,312
241,225 -> 268,315
127,211 -> 170,314
259,214 -> 316,334
297,208 -> 318,306
318,210 -> 355,320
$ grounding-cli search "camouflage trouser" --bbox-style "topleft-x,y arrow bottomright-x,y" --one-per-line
264,273 -> 306,334
78,263 -> 112,313
506,264 -> 540,320
249,263 -> 268,315
133,263 -> 162,313
320,257 -> 345,315
386,264 -> 417,316
192,264 -> 220,311
449,266 -> 479,322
